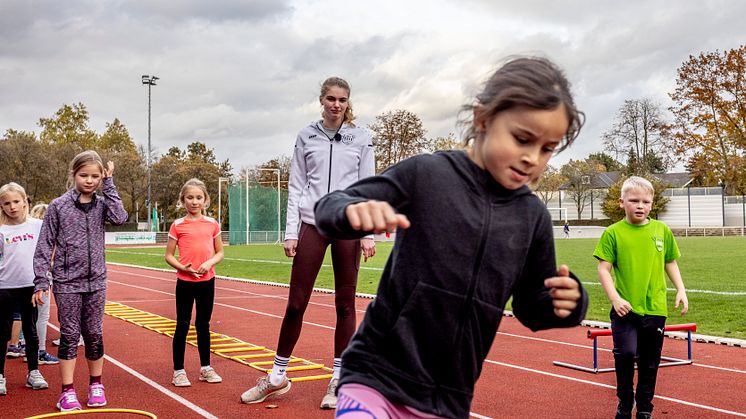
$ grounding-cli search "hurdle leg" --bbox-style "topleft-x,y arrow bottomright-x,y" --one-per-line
593,336 -> 598,371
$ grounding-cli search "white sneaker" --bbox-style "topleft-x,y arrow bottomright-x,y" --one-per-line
199,367 -> 222,383
172,370 -> 191,387
26,369 -> 49,390
0,374 -> 6,395
320,378 -> 338,409
240,376 -> 291,404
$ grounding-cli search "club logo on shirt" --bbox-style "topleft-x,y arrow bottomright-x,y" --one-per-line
341,134 -> 354,144
652,236 -> 663,252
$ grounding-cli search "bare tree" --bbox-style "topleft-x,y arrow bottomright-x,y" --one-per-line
368,109 -> 428,173
560,159 -> 602,219
603,98 -> 672,174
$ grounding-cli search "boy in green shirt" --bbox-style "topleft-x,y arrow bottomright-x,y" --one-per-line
593,176 -> 688,419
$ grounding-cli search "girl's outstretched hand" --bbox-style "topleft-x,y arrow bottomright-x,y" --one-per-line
104,161 -> 115,178
544,264 -> 582,318
345,200 -> 410,234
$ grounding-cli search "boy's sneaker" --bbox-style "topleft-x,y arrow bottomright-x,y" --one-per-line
38,350 -> 60,365
6,344 -> 24,358
26,369 -> 49,390
0,374 -> 6,395
57,388 -> 82,412
636,413 -> 652,419
616,400 -> 634,419
172,370 -> 191,387
87,383 -> 107,407
319,378 -> 338,409
198,367 -> 222,383
240,376 -> 291,404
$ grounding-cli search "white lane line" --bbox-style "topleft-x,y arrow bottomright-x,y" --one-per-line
485,359 -> 746,417
496,332 -> 746,374
109,268 -> 371,314
111,267 -> 746,373
107,279 -> 335,331
107,250 -> 384,271
46,324 -> 217,419
579,281 -> 746,296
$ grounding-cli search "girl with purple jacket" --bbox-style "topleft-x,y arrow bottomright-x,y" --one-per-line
32,150 -> 128,412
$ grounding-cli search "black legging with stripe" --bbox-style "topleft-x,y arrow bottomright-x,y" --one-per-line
277,223 -> 361,358
173,278 -> 215,370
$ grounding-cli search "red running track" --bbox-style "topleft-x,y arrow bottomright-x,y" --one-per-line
3,264 -> 745,418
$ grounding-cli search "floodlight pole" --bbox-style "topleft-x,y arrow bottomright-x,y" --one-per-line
141,75 -> 159,232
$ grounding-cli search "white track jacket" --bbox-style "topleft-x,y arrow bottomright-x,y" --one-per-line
284,121 -> 375,240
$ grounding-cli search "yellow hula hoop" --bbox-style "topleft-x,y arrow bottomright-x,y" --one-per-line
25,408 -> 157,419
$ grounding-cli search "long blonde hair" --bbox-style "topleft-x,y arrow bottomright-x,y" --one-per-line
320,77 -> 355,125
0,182 -> 29,225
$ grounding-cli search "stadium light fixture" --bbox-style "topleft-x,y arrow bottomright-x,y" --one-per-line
141,75 -> 159,231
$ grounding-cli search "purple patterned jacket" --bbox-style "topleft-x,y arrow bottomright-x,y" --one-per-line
33,177 -> 128,293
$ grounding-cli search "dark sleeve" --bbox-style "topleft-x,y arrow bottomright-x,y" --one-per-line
511,209 -> 588,331
315,156 -> 418,240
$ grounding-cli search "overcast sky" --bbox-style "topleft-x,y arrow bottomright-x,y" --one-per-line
1,0 -> 744,173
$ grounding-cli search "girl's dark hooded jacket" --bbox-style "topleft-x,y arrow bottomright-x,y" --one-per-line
315,150 -> 588,418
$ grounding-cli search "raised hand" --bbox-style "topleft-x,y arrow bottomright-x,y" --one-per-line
104,161 -> 115,178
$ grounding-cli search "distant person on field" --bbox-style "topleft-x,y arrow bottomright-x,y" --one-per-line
165,178 -> 225,388
33,150 -> 128,411
315,56 -> 589,419
593,176 -> 688,419
241,76 -> 376,410
563,220 -> 570,239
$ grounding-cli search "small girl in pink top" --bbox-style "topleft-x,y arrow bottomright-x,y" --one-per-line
165,178 -> 224,387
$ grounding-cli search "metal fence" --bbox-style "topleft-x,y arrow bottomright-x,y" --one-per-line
542,187 -> 746,227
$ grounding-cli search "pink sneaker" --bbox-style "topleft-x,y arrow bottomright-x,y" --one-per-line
87,383 -> 107,407
57,388 -> 82,412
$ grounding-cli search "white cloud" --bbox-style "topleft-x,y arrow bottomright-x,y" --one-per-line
1,0 -> 745,173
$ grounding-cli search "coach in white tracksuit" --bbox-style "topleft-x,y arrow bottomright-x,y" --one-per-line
241,76 -> 375,409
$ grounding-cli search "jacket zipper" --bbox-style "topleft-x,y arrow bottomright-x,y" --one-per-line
453,197 -> 492,355
327,141 -> 334,193
86,210 -> 92,292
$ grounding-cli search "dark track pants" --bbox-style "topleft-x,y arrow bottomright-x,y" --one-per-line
277,223 -> 361,358
611,310 -> 666,413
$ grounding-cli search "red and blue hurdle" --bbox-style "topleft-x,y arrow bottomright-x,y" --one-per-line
553,323 -> 697,374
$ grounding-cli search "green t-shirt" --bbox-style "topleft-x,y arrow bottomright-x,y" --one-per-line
593,218 -> 680,316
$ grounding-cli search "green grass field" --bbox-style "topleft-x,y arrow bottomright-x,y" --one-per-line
106,236 -> 746,339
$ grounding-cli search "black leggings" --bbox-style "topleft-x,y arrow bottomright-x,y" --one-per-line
277,223 -> 361,358
0,286 -> 39,373
173,278 -> 215,370
611,310 -> 666,413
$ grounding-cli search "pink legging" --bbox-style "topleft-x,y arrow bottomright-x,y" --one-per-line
276,223 -> 360,357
